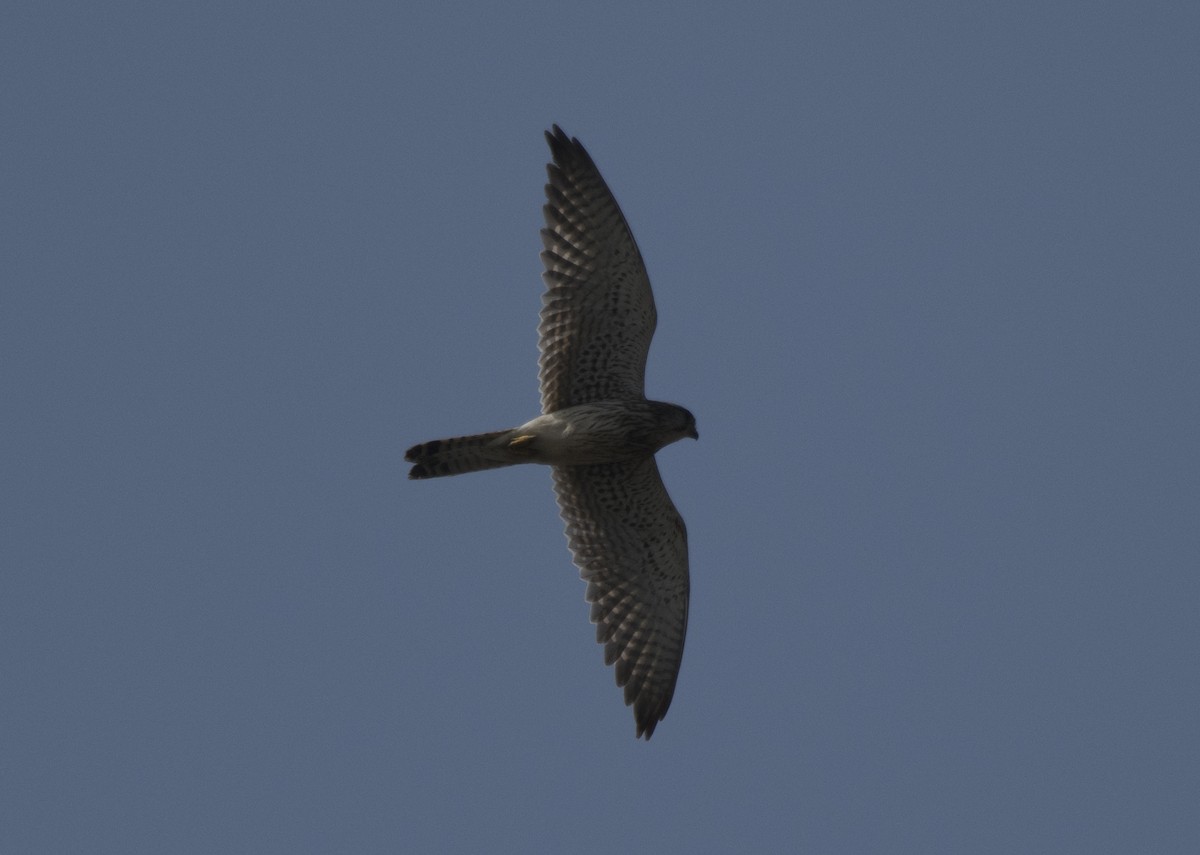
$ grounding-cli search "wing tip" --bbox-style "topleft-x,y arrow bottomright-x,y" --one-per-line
546,123 -> 570,148
634,701 -> 670,740
544,123 -> 594,171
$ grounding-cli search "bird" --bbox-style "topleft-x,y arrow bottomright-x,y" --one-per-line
406,125 -> 696,739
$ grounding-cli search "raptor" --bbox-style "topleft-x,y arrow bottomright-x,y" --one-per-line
407,126 -> 696,739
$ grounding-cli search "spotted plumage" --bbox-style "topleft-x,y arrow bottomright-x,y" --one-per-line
406,126 -> 696,739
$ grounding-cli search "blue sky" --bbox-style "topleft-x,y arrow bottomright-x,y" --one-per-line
4,2 -> 1199,852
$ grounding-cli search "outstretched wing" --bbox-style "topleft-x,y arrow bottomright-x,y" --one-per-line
551,457 -> 689,739
538,126 -> 657,412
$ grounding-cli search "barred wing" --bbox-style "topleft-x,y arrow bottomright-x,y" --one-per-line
552,458 -> 689,739
538,126 -> 657,412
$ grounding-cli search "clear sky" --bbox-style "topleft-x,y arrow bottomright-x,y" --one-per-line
4,2 -> 1198,852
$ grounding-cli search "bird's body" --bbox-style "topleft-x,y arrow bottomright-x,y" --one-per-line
406,126 -> 696,739
406,400 -> 696,477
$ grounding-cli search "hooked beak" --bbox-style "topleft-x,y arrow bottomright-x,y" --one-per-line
688,427 -> 699,440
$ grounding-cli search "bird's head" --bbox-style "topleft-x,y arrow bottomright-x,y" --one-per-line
684,411 -> 698,441
673,405 -> 698,441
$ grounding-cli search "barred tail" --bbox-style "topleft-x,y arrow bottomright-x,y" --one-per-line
405,429 -> 519,479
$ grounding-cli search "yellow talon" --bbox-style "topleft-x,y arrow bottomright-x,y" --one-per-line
508,434 -> 536,451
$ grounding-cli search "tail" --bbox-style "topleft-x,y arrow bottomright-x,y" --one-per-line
405,429 -> 520,479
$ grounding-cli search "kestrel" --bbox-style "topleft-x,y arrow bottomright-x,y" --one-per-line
406,126 -> 696,739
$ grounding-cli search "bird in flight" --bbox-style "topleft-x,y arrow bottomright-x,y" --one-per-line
406,125 -> 696,739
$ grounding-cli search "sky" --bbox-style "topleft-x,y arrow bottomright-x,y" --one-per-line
4,1 -> 1199,852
